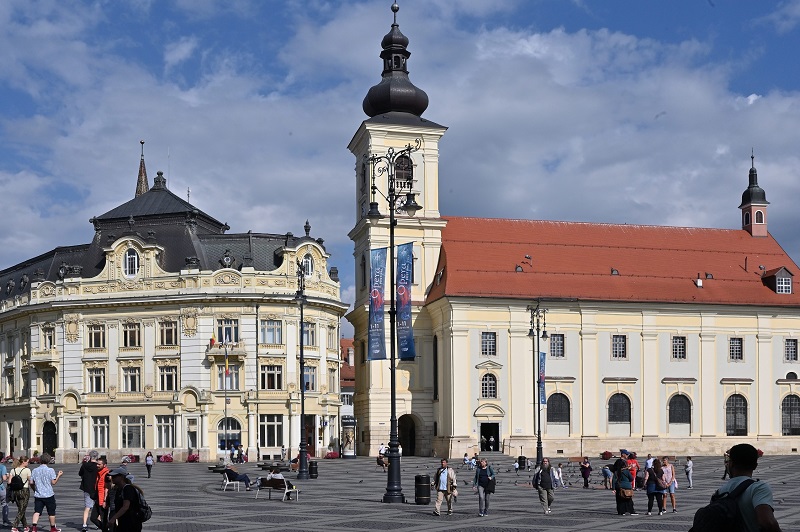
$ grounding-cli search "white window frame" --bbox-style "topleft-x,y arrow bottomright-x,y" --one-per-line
92,416 -> 109,448
550,333 -> 565,358
260,364 -> 283,390
122,322 -> 141,348
672,336 -> 687,360
260,320 -> 283,345
303,365 -> 316,391
160,320 -> 178,346
302,322 -> 316,346
159,365 -> 178,391
156,415 -> 174,448
481,332 -> 497,357
611,335 -> 627,360
217,319 -> 240,343
729,337 -> 744,361
777,277 -> 792,294
42,327 -> 56,350
122,366 -> 141,392
217,364 -> 240,390
40,369 -> 56,395
259,414 -> 283,447
120,415 -> 144,448
88,367 -> 106,393
786,339 -> 798,362
87,324 -> 106,349
124,249 -> 139,278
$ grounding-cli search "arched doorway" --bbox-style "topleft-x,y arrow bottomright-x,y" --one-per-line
42,421 -> 57,456
398,415 -> 416,456
216,417 -> 242,452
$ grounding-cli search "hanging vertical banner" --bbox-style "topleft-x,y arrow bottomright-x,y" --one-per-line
396,243 -> 416,360
539,351 -> 547,404
368,247 -> 387,360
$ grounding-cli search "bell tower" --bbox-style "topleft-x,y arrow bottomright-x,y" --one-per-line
739,152 -> 769,237
346,2 -> 447,457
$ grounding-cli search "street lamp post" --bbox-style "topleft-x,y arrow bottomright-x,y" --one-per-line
366,140 -> 422,504
528,301 -> 549,467
295,259 -> 310,480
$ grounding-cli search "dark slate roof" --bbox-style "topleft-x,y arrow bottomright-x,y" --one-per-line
364,112 -> 446,130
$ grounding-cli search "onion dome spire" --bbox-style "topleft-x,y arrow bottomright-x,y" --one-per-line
739,149 -> 769,207
135,140 -> 149,197
362,2 -> 429,117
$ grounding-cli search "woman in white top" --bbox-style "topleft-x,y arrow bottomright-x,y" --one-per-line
8,455 -> 31,532
661,456 -> 677,513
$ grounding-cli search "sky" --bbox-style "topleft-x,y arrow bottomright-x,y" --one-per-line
2,0 -> 800,337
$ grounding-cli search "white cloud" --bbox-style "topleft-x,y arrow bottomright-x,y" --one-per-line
759,0 -> 800,34
164,36 -> 198,71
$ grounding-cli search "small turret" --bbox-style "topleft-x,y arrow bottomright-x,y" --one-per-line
739,151 -> 769,237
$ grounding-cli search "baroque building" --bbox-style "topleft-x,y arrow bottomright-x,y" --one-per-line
348,5 -> 800,459
0,151 -> 347,463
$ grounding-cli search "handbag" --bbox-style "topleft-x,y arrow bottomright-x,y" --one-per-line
486,478 -> 496,494
620,488 -> 634,499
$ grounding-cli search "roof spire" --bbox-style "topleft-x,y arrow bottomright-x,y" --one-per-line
362,2 -> 429,117
135,140 -> 150,197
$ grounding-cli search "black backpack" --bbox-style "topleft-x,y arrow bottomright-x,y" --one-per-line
9,469 -> 25,491
689,478 -> 756,532
125,485 -> 152,523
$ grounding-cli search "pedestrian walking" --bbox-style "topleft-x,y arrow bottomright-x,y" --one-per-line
472,458 -> 495,517
554,463 -> 566,489
0,455 -> 9,527
432,459 -> 457,516
613,450 -> 637,516
513,461 -> 519,475
90,457 -> 109,532
661,456 -> 678,513
108,468 -> 143,532
144,452 -> 154,478
580,457 -> 592,488
721,450 -> 730,480
29,452 -> 64,532
533,458 -> 557,514
8,456 -> 31,532
643,460 -> 667,515
78,450 -> 99,532
488,436 -> 495,451
684,456 -> 693,489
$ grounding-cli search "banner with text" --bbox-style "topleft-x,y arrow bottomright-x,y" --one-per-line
368,247 -> 387,360
396,243 -> 416,360
539,351 -> 547,404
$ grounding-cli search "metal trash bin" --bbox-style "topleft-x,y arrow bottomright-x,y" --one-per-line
309,460 -> 319,479
415,474 -> 431,505
518,456 -> 526,470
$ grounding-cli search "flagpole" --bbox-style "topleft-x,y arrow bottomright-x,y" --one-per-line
224,339 -> 229,458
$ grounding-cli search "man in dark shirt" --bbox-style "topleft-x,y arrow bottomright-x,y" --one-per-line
533,458 -> 557,514
78,450 -> 99,532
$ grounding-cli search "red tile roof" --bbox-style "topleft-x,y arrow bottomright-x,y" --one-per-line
425,217 -> 800,307
340,338 -> 355,388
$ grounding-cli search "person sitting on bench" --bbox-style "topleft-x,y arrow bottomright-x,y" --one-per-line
376,455 -> 388,472
225,464 -> 255,491
266,467 -> 295,499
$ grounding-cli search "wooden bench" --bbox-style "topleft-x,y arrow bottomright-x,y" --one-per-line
254,477 -> 299,501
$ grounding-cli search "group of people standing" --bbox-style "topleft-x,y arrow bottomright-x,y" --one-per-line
611,449 -> 681,516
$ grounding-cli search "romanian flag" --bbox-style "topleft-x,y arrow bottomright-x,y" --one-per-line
210,334 -> 216,348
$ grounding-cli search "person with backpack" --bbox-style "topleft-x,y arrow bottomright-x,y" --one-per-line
108,468 -> 145,532
612,450 -> 637,516
78,450 -> 99,532
643,460 -> 668,515
8,456 -> 31,532
690,443 -> 781,532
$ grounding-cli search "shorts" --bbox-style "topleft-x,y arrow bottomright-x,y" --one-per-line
84,492 -> 95,508
34,495 -> 57,515
668,482 -> 676,494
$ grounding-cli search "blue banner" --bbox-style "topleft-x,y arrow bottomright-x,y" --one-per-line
396,243 -> 416,360
368,248 -> 387,360
539,351 -> 546,404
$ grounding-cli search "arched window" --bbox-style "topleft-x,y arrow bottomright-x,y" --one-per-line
668,395 -> 691,424
396,155 -> 413,183
480,374 -> 497,399
547,393 -> 570,423
782,395 -> 800,436
726,394 -> 748,436
788,372 -> 798,380
302,254 -> 313,278
755,210 -> 764,224
608,393 -> 631,423
216,417 -> 242,450
743,212 -> 751,226
124,249 -> 139,277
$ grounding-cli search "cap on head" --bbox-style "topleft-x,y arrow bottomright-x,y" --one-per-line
109,467 -> 128,477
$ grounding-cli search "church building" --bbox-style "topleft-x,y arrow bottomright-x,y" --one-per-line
347,5 -> 800,459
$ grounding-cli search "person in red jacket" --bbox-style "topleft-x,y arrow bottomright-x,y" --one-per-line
90,457 -> 110,532
626,453 -> 641,490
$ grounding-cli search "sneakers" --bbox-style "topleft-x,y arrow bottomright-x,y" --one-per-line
478,512 -> 484,517
673,509 -> 678,513
546,509 -> 551,514
50,528 -> 61,532
646,512 -> 651,516
81,526 -> 89,532
447,510 -> 452,515
659,510 -> 665,515
630,513 -> 639,516
432,511 -> 440,516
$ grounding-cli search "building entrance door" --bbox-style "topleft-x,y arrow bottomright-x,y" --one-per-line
42,421 -> 57,456
480,423 -> 499,452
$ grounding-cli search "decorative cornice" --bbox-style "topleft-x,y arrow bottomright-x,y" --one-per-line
661,377 -> 697,384
720,378 -> 754,385
601,377 -> 638,383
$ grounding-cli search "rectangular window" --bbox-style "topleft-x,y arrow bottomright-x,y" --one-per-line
328,368 -> 337,393
550,334 -> 565,358
122,367 -> 141,392
120,415 -> 144,448
612,335 -> 627,359
40,369 -> 56,395
42,327 -> 56,350
92,416 -> 109,448
88,368 -> 106,393
259,414 -> 283,447
217,319 -> 239,343
340,394 -> 353,406
777,277 -> 792,294
260,320 -> 282,345
328,327 -> 337,350
260,364 -> 283,390
786,339 -> 798,362
122,323 -> 141,348
217,364 -> 240,390
159,321 -> 178,346
672,336 -> 687,360
4,372 -> 13,400
156,415 -> 174,448
301,323 -> 316,346
159,365 -> 178,391
87,324 -> 106,349
729,337 -> 744,361
481,332 -> 497,357
303,366 -> 316,391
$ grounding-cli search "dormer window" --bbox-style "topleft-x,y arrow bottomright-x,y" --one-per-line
124,249 -> 139,278
777,277 -> 792,294
302,254 -> 314,278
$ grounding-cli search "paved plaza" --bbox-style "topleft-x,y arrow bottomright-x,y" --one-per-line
18,453 -> 800,531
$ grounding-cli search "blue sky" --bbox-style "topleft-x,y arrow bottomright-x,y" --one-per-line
2,0 -> 800,333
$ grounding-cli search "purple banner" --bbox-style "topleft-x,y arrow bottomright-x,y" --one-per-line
396,243 -> 416,360
368,248 -> 387,360
539,351 -> 546,404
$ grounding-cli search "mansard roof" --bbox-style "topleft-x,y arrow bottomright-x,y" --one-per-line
426,216 -> 800,307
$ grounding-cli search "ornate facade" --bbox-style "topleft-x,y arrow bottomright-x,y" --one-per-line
0,158 -> 347,463
348,6 -> 800,459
